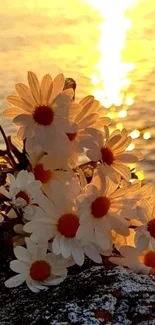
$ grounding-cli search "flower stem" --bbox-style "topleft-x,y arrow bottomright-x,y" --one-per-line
0,125 -> 17,168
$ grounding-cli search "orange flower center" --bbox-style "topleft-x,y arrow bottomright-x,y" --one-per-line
66,132 -> 77,141
147,219 -> 155,238
143,251 -> 155,268
34,163 -> 52,184
33,105 -> 54,126
57,213 -> 80,238
91,196 -> 110,218
30,260 -> 51,281
16,191 -> 30,204
101,147 -> 114,165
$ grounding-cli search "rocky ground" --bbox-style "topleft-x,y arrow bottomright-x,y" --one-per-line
1,254 -> 155,325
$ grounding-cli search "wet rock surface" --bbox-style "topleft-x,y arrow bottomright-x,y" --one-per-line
1,256 -> 155,325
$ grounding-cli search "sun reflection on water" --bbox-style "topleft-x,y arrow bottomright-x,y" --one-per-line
87,0 -> 141,110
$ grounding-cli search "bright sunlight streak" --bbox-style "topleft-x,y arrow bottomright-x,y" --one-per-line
85,0 -> 141,107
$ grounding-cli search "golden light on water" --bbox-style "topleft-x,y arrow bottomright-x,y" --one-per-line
118,110 -> 128,119
135,170 -> 145,181
130,129 -> 140,139
86,0 -> 141,109
143,131 -> 151,140
127,143 -> 135,151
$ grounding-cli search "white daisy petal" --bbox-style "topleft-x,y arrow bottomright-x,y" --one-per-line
49,74 -> 65,102
0,187 -> 10,199
105,177 -> 118,197
112,163 -> 131,181
16,126 -> 25,140
52,235 -> 61,255
109,214 -> 130,236
6,95 -> 32,112
13,114 -> 33,127
32,282 -> 47,291
84,243 -> 102,264
87,147 -> 100,162
4,107 -> 25,117
15,83 -> 36,108
116,153 -> 139,164
25,237 -> 38,258
60,237 -> 71,259
109,256 -> 131,267
44,277 -> 64,285
10,260 -> 29,273
26,278 -> 40,292
95,227 -> 112,252
78,113 -> 99,129
14,246 -> 31,261
52,266 -> 67,278
134,231 -> 150,251
107,134 -> 122,148
119,246 -> 137,257
71,241 -> 85,266
28,71 -> 41,105
94,117 -> 111,128
40,74 -> 53,105
37,242 -> 48,258
5,274 -> 26,288
75,96 -> 94,122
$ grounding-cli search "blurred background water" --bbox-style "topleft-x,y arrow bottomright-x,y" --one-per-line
0,0 -> 154,182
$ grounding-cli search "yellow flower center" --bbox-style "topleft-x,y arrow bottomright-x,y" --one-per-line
143,251 -> 155,268
34,163 -> 52,184
16,191 -> 30,204
33,105 -> 54,126
57,213 -> 80,238
30,260 -> 51,281
147,219 -> 155,238
66,132 -> 77,141
91,196 -> 110,219
101,147 -> 114,165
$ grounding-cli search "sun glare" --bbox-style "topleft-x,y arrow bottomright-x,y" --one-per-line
86,0 -> 141,107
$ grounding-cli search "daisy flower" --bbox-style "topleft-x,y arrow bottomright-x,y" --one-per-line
121,180 -> 155,223
4,72 -> 79,153
67,95 -> 110,154
0,170 -> 45,218
5,238 -> 68,292
27,145 -> 74,196
134,202 -> 155,251
24,180 -> 102,266
109,245 -> 155,275
84,127 -> 143,182
77,170 -> 133,252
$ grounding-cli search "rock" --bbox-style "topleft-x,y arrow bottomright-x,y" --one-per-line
1,257 -> 155,325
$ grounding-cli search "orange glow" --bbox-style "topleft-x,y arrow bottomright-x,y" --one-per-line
135,170 -> 145,181
116,123 -> 123,131
125,97 -> 134,106
143,131 -> 151,140
130,129 -> 140,139
86,0 -> 140,107
118,110 -> 128,118
127,143 -> 135,151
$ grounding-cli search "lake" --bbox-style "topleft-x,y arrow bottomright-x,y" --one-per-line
0,0 -> 154,182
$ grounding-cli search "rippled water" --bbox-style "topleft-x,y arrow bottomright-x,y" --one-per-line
0,0 -> 155,181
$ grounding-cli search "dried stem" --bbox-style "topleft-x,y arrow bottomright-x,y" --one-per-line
0,125 -> 17,168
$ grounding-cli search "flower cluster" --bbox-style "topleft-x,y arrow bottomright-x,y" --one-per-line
0,70 -> 155,292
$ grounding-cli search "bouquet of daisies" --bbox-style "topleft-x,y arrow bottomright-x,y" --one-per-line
0,71 -> 155,293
